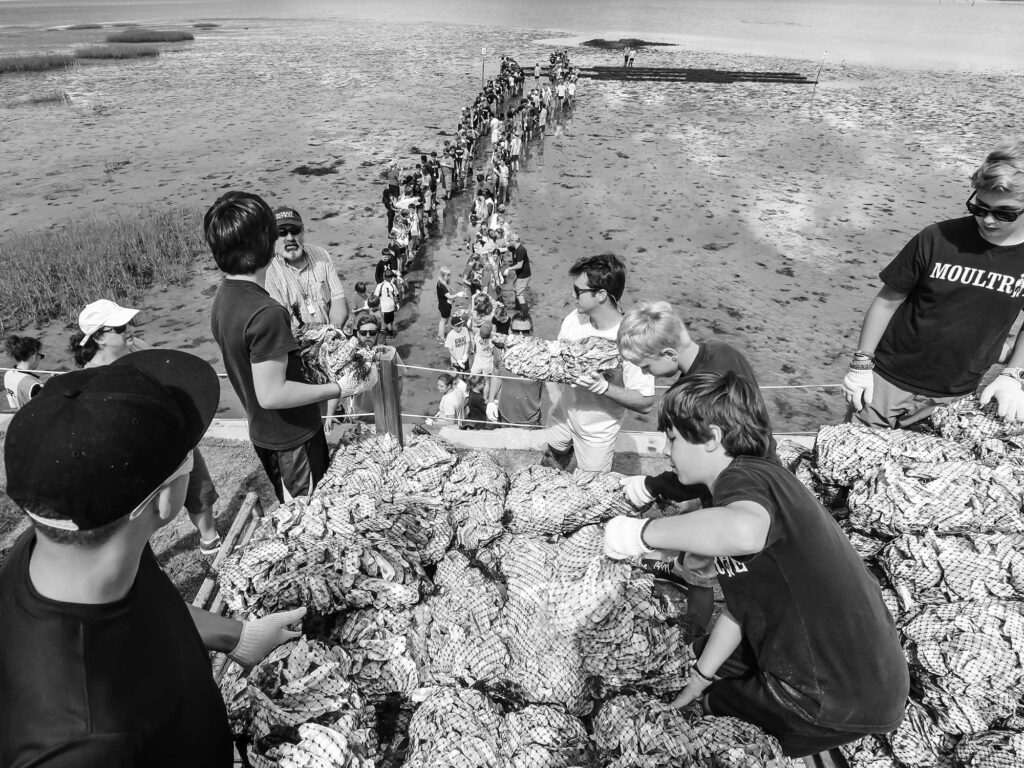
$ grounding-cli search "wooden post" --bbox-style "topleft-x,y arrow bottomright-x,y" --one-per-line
374,347 -> 403,446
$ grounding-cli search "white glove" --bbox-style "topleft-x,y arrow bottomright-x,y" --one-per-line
980,374 -> 1024,421
841,368 -> 874,412
577,373 -> 610,395
230,607 -> 306,669
621,475 -> 654,507
603,516 -> 654,559
486,402 -> 499,422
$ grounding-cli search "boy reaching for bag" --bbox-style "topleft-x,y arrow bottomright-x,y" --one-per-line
602,371 -> 908,757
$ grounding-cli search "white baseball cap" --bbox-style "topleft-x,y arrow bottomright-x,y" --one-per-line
79,299 -> 139,345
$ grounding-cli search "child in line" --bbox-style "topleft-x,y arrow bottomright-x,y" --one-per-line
602,371 -> 909,757
471,324 -> 496,376
374,268 -> 399,338
434,373 -> 466,427
444,312 -> 474,373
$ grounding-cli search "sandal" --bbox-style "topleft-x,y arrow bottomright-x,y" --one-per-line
199,534 -> 222,556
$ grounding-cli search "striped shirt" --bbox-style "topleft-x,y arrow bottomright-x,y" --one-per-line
264,244 -> 346,328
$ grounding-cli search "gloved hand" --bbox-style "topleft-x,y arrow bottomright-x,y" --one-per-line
621,475 -> 654,507
230,607 -> 306,669
841,368 -> 874,412
576,373 -> 610,395
980,374 -> 1024,421
486,401 -> 500,422
604,516 -> 654,559
671,668 -> 715,709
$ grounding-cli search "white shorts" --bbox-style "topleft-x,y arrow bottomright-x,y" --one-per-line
470,359 -> 494,376
545,416 -> 616,472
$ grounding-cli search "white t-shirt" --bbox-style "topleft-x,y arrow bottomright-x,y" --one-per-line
551,310 -> 655,442
438,388 -> 466,425
374,280 -> 397,313
4,369 -> 41,409
444,327 -> 473,366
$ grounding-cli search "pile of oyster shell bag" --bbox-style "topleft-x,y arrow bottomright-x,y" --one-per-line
217,428 -> 801,767
777,395 -> 1024,768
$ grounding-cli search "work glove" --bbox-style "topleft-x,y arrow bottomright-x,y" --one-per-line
980,374 -> 1024,422
603,516 -> 654,560
486,402 -> 500,422
576,372 -> 610,395
230,607 -> 306,670
841,368 -> 874,412
621,475 -> 654,507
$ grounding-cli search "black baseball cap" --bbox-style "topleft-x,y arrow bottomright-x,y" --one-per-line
4,350 -> 219,531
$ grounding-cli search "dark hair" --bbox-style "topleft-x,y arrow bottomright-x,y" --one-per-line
509,311 -> 533,329
367,296 -> 381,309
203,191 -> 277,275
6,335 -> 41,363
657,371 -> 771,459
354,281 -> 367,295
569,253 -> 626,302
68,331 -> 98,368
438,373 -> 455,387
355,312 -> 381,331
33,511 -> 129,546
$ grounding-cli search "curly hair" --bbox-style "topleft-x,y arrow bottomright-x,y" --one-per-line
5,335 -> 41,363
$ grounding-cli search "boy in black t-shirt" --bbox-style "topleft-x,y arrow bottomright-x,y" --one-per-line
603,372 -> 909,757
0,351 -> 303,768
207,191 -> 346,502
843,140 -> 1024,428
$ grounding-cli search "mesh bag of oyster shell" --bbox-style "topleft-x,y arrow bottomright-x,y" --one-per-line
931,395 -> 1024,456
879,532 -> 1024,612
842,524 -> 889,561
793,455 -> 849,512
689,714 -> 798,768
294,323 -> 381,396
926,691 -> 1019,737
407,551 -> 510,688
883,699 -> 954,767
776,439 -> 812,472
846,461 -> 1024,538
593,692 -> 704,767
499,704 -> 593,768
442,452 -> 508,549
813,425 -> 972,487
330,608 -> 420,701
838,735 -> 900,768
954,729 -> 1024,768
506,465 -> 638,536
500,334 -> 622,384
902,601 -> 1024,705
402,686 -> 505,768
383,433 -> 459,499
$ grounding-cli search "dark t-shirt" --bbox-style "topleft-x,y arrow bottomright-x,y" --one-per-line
211,279 -> 322,450
497,356 -> 543,426
647,340 -> 776,503
511,244 -> 531,278
712,457 -> 909,732
875,216 -> 1024,397
0,531 -> 233,768
436,281 -> 452,318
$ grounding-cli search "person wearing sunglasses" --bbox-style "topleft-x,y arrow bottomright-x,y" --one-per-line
485,311 -> 543,426
69,299 -> 224,556
346,313 -> 403,424
543,254 -> 656,472
843,140 -> 1024,428
4,335 -> 45,410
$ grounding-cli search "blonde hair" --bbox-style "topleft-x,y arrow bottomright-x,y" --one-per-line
617,301 -> 692,363
971,140 -> 1024,200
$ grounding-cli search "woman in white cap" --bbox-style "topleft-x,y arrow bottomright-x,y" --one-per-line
69,299 -> 223,555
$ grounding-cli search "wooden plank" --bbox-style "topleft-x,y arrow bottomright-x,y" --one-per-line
191,493 -> 261,609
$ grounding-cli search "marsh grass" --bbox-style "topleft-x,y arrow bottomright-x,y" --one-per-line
192,22 -> 220,29
0,208 -> 206,332
0,53 -> 75,73
23,89 -> 70,105
105,29 -> 194,43
66,23 -> 103,30
75,44 -> 159,59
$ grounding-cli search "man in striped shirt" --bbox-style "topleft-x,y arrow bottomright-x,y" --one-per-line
265,206 -> 349,333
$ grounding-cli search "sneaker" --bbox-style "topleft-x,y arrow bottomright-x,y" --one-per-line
199,535 -> 222,556
638,555 -> 688,588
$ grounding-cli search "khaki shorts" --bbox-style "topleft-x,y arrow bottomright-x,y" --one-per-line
545,416 -> 616,472
849,372 -> 960,430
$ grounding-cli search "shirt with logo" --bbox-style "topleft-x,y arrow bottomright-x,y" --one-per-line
875,216 -> 1024,397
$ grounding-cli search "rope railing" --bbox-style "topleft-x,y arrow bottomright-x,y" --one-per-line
0,363 -> 843,391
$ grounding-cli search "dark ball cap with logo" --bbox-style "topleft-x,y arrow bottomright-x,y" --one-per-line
4,350 -> 219,531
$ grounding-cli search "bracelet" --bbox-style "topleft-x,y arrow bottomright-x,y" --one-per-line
853,350 -> 874,360
1001,367 -> 1024,382
848,358 -> 874,372
692,664 -> 714,682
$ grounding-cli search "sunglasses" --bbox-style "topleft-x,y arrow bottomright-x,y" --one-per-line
510,327 -> 531,335
35,352 -> 46,359
278,226 -> 303,237
357,329 -> 377,337
572,285 -> 601,298
966,191 -> 1024,223
100,325 -> 127,335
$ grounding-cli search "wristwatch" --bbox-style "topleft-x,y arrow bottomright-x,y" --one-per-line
1001,367 -> 1024,382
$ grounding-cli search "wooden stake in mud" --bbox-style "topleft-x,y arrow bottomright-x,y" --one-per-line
481,46 -> 486,89
374,347 -> 404,446
808,49 -> 828,114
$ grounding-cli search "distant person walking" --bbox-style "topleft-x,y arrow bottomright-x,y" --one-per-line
4,335 -> 44,410
628,47 -> 636,67
623,46 -> 631,67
